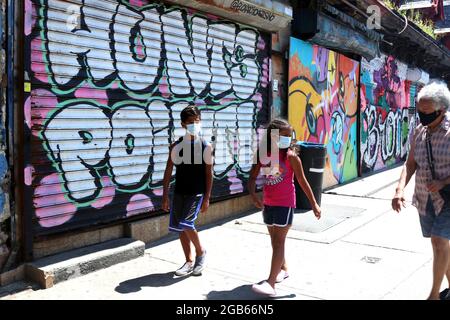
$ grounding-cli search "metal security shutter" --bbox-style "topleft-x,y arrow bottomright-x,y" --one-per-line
24,0 -> 270,236
360,55 -> 410,175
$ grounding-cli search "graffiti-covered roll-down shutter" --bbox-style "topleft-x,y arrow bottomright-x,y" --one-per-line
24,0 -> 270,235
360,55 -> 413,174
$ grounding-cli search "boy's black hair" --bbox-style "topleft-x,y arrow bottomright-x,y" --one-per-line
180,105 -> 201,123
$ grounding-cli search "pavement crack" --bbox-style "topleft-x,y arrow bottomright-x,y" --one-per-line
339,240 -> 427,254
324,192 -> 413,203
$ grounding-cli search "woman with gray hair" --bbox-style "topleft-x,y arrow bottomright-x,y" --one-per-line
392,82 -> 450,300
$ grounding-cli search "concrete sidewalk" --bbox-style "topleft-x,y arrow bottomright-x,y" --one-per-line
0,165 -> 446,300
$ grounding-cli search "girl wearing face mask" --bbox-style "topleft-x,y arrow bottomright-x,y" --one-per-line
392,82 -> 450,300
248,118 -> 321,297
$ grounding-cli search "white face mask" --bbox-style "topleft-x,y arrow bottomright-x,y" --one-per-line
186,122 -> 201,136
277,136 -> 292,149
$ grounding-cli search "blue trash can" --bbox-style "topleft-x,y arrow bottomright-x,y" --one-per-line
294,142 -> 326,210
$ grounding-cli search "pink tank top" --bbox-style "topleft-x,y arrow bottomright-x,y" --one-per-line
261,150 -> 296,208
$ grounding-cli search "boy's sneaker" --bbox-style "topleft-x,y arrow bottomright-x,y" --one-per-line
192,250 -> 207,276
175,262 -> 194,276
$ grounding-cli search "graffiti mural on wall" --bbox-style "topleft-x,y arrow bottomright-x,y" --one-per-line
25,0 -> 269,232
360,55 -> 413,173
288,38 -> 359,187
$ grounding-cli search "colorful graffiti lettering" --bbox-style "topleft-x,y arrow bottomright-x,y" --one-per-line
26,0 -> 269,230
40,99 -> 258,204
361,105 -> 410,171
38,1 -> 261,98
360,55 -> 413,173
288,38 -> 359,187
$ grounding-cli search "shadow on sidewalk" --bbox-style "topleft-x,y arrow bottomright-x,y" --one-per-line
115,272 -> 188,293
0,281 -> 38,298
144,209 -> 261,250
206,284 -> 296,300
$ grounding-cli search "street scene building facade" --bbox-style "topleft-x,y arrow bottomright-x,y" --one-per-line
0,0 -> 449,289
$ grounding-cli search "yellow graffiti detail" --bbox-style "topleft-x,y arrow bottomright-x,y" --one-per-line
328,51 -> 336,87
288,79 -> 322,142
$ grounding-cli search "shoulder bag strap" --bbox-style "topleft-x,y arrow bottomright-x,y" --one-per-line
425,130 -> 436,180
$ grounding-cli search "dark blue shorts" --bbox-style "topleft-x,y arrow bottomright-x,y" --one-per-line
419,197 -> 450,240
169,193 -> 204,232
263,206 -> 294,227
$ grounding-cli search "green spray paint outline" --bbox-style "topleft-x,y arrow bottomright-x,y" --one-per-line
37,0 -> 263,105
106,98 -> 155,193
35,0 -> 266,204
37,0 -> 159,98
40,99 -> 113,208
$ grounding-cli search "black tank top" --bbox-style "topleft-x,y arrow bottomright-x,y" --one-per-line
173,137 -> 207,195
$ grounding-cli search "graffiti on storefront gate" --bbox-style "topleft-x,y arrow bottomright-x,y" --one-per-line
360,55 -> 414,173
288,38 -> 359,188
24,0 -> 270,230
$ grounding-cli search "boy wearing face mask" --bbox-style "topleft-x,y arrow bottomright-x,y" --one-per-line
162,106 -> 213,277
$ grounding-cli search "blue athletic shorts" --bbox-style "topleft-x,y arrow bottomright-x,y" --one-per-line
419,196 -> 450,240
263,205 -> 294,227
169,193 -> 204,232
